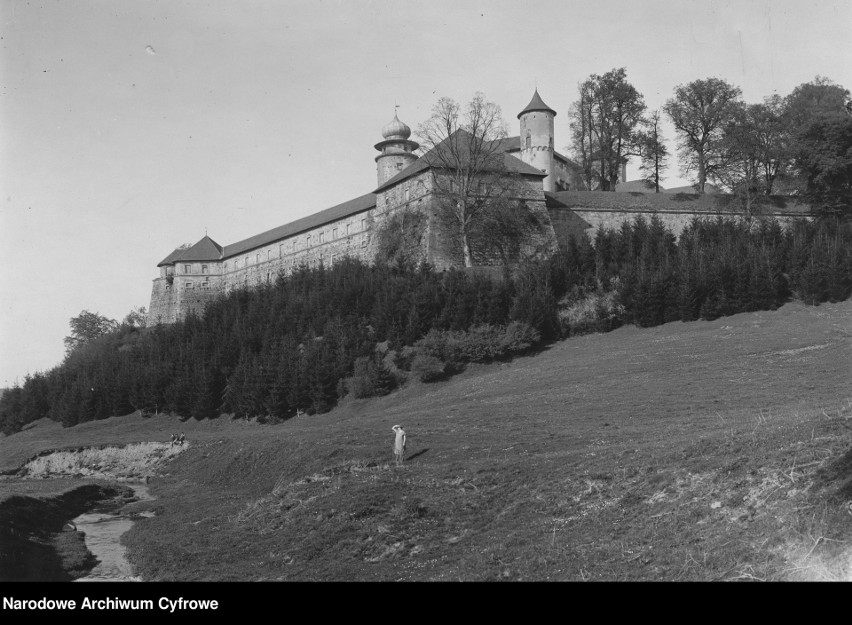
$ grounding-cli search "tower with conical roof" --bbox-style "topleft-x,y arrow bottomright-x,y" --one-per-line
375,112 -> 419,187
518,90 -> 557,192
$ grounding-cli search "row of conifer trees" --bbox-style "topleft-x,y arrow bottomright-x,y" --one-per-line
1,216 -> 849,434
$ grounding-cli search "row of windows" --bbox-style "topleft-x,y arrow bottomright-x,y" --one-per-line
175,222 -> 372,278
224,235 -> 368,272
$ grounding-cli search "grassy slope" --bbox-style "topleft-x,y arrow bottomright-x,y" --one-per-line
2,301 -> 850,580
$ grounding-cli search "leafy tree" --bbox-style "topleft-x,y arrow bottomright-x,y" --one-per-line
795,115 -> 852,217
784,76 -> 850,130
569,68 -> 647,190
664,78 -> 743,193
122,306 -> 148,329
781,77 -> 852,215
63,310 -> 119,355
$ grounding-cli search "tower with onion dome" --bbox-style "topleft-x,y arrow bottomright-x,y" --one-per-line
518,90 -> 557,192
375,111 -> 419,186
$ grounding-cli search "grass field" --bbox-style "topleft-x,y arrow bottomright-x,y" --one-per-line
1,300 -> 850,580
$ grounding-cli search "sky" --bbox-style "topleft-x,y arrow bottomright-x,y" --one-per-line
1,0 -> 850,386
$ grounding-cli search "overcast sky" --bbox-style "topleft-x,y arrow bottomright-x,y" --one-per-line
1,0 -> 850,387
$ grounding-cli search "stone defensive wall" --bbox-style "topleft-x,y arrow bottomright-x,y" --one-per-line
546,191 -> 813,241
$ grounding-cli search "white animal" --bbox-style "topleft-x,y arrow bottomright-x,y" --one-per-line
392,425 -> 406,466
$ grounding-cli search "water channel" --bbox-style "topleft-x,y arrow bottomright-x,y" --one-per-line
74,482 -> 153,582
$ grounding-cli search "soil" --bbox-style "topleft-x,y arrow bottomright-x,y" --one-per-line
1,300 -> 850,581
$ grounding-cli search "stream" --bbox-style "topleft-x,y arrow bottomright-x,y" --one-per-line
74,482 -> 154,582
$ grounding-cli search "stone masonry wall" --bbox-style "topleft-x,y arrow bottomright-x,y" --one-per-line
573,208 -> 807,239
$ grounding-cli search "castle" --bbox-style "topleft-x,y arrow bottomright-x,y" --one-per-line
149,90 -> 810,324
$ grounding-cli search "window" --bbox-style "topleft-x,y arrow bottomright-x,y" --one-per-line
267,272 -> 271,283
201,265 -> 208,274
307,235 -> 311,247
267,250 -> 271,261
361,219 -> 366,231
244,256 -> 249,267
201,282 -> 209,289
234,259 -> 239,269
330,254 -> 336,265
184,265 -> 191,274
332,227 -> 337,239
346,224 -> 351,235
319,232 -> 324,244
279,244 -> 284,257
404,188 -> 410,202
256,253 -> 261,264
185,281 -> 194,289
525,133 -> 531,149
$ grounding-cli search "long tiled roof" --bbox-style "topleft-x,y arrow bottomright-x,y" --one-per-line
222,192 -> 376,259
375,129 -> 545,192
158,193 -> 376,265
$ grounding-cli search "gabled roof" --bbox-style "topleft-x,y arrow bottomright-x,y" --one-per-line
517,90 -> 557,118
179,235 -> 224,261
375,129 -> 546,193
157,247 -> 189,267
158,236 -> 223,266
221,192 -> 376,259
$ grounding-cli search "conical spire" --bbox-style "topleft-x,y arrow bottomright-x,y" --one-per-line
517,89 -> 556,119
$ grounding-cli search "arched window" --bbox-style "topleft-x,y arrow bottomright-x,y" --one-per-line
525,133 -> 531,149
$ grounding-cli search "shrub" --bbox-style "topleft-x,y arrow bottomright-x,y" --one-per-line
345,356 -> 398,399
558,283 -> 625,336
410,353 -> 447,383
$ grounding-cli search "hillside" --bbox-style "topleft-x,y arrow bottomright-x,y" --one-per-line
2,300 -> 850,580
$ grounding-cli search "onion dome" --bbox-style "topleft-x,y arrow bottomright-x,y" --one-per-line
382,113 -> 412,140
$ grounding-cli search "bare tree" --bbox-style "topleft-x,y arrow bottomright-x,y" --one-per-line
636,109 -> 669,193
416,93 -> 532,267
569,79 -> 600,190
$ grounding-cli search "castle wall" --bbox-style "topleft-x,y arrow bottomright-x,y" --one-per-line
571,208 -> 808,240
552,157 -> 587,191
423,173 -> 558,269
149,273 -> 224,324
